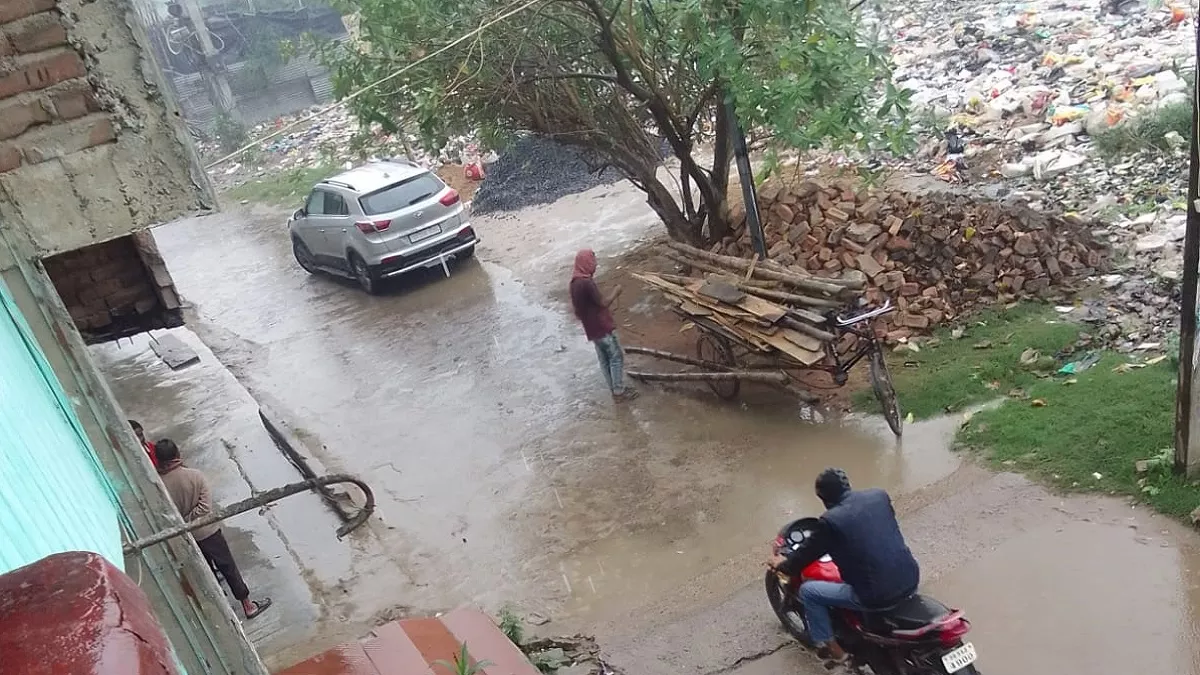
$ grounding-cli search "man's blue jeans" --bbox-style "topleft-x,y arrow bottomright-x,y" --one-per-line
799,581 -> 863,644
593,333 -> 626,394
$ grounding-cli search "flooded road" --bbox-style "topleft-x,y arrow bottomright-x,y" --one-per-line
92,180 -> 1200,673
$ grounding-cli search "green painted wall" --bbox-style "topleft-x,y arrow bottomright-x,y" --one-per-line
0,278 -> 123,573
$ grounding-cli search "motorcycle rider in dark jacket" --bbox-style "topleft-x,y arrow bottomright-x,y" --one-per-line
769,468 -> 921,662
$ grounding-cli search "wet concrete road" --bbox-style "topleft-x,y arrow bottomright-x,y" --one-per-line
92,181 -> 1200,673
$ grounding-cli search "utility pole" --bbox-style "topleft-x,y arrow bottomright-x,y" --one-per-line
726,98 -> 767,258
176,0 -> 239,123
1174,16 -> 1200,478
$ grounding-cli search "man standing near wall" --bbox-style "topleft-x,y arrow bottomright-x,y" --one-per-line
128,420 -> 157,468
154,439 -> 272,619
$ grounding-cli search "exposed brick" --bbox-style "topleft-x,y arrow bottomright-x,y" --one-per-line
18,114 -> 114,164
0,99 -> 50,140
0,143 -> 21,172
49,85 -> 100,119
4,12 -> 66,54
0,0 -> 57,24
0,49 -> 85,100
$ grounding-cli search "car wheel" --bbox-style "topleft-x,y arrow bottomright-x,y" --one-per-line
292,238 -> 318,274
458,244 -> 476,260
349,252 -> 381,295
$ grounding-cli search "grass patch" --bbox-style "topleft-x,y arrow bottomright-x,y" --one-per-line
855,304 -> 1081,419
851,301 -> 1198,520
1092,101 -> 1192,161
226,164 -> 340,205
960,355 -> 1197,519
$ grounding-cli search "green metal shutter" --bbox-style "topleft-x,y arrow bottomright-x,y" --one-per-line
0,278 -> 123,574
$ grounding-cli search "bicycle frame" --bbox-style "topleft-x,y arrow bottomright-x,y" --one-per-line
815,299 -> 895,386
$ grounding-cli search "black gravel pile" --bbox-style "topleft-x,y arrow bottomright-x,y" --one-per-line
471,136 -> 624,214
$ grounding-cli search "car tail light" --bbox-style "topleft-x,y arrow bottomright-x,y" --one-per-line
439,189 -> 461,206
457,226 -> 475,239
356,220 -> 391,233
938,618 -> 971,647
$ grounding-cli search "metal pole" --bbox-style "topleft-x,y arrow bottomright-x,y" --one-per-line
180,0 -> 239,122
725,98 -> 767,258
1174,16 -> 1200,477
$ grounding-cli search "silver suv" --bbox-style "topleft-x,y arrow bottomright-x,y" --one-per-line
288,160 -> 478,293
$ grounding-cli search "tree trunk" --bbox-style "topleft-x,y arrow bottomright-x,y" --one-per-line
706,95 -> 734,243
640,168 -> 702,244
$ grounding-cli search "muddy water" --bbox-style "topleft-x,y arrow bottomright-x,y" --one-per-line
143,187 -> 962,657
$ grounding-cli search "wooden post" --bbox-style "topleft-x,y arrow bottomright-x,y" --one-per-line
1174,16 -> 1200,477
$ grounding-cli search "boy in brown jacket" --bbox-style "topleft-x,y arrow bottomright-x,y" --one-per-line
156,438 -> 271,619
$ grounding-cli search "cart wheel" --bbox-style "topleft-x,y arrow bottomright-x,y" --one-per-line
869,347 -> 903,438
697,333 -> 740,400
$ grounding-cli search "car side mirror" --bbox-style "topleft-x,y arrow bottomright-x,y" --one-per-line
293,208 -> 306,220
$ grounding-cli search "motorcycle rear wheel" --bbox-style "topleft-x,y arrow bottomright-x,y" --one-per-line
763,570 -> 813,646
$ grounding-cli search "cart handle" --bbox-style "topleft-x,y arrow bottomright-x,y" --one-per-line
834,299 -> 894,328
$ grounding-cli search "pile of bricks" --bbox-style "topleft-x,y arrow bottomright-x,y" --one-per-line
719,180 -> 1109,338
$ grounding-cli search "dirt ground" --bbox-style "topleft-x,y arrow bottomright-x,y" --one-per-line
436,164 -> 483,202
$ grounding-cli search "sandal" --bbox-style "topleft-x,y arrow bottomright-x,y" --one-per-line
245,598 -> 272,619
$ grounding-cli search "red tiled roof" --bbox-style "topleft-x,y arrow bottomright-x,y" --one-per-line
277,608 -> 542,675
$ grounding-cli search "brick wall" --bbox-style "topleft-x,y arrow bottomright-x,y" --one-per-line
42,233 -> 182,343
0,0 -> 211,257
0,0 -> 207,341
0,0 -> 108,172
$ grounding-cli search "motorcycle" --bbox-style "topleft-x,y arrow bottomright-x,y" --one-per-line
765,518 -> 980,674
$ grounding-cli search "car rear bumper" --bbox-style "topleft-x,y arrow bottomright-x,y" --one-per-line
378,227 -> 478,278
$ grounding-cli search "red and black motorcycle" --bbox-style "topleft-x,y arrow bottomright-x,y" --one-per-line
765,518 -> 980,674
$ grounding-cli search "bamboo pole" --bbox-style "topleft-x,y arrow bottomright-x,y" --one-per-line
665,241 -> 853,296
654,270 -> 779,290
627,369 -> 790,383
739,285 -> 841,312
624,345 -> 734,370
782,316 -> 836,342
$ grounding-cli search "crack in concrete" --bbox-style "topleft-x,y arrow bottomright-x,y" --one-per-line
703,641 -> 792,675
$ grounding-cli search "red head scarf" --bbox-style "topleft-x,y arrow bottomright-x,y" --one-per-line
573,249 -> 597,280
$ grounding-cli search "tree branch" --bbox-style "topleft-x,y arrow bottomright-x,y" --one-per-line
521,72 -> 620,85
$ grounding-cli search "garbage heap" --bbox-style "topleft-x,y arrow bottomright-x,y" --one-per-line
716,180 -> 1110,339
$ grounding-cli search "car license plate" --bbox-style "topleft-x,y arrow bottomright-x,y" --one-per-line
940,642 -> 977,673
409,225 -> 441,243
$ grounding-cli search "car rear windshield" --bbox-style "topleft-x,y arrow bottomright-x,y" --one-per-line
359,173 -> 444,216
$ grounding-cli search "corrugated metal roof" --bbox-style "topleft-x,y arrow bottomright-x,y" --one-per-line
275,608 -> 542,675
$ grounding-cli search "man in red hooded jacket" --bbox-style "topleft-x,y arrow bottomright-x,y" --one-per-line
569,249 -> 638,400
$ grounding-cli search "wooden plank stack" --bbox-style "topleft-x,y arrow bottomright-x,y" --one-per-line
636,241 -> 866,366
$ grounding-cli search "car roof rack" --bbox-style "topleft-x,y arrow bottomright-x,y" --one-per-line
320,179 -> 356,191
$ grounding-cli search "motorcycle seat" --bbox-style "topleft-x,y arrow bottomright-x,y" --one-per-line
874,594 -> 951,631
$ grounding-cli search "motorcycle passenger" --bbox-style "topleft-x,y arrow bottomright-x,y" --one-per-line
769,468 -> 920,663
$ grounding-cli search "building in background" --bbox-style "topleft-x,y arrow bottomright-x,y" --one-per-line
0,0 -> 265,671
134,0 -> 348,130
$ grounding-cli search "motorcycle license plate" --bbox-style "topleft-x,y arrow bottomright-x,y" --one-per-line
940,642 -> 977,673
